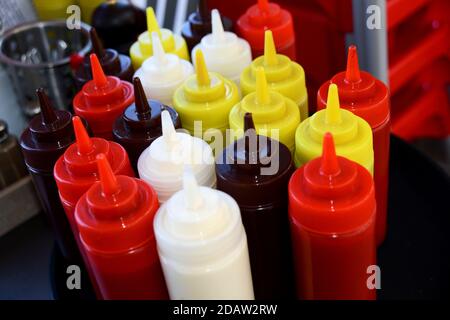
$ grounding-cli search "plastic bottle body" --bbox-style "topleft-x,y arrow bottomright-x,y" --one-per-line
289,218 -> 377,299
158,229 -> 254,299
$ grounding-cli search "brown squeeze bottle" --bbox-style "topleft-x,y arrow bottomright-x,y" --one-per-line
181,0 -> 233,53
74,28 -> 134,89
19,89 -> 82,261
113,77 -> 181,174
216,113 -> 296,299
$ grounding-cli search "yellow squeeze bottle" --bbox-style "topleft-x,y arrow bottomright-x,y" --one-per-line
240,30 -> 308,121
294,83 -> 374,173
229,67 -> 300,153
173,50 -> 239,149
130,7 -> 189,69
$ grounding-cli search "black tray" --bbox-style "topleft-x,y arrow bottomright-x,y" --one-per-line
51,135 -> 450,300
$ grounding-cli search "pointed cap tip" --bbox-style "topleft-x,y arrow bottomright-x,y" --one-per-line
72,116 -> 93,155
325,83 -> 342,124
345,45 -> 361,83
161,110 -> 178,145
151,31 -> 167,64
36,88 -> 57,125
264,30 -> 278,66
96,153 -> 120,196
89,53 -> 108,87
244,112 -> 256,132
258,0 -> 270,11
195,50 -> 211,87
320,132 -> 340,176
146,7 -> 161,36
211,9 -> 225,43
183,166 -> 202,209
133,77 -> 151,116
89,27 -> 105,58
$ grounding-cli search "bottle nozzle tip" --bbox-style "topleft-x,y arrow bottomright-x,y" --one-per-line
36,88 -> 57,125
255,67 -> 270,105
211,9 -> 225,43
264,30 -> 278,66
96,153 -> 120,196
195,50 -> 211,87
320,132 -> 341,176
183,166 -> 202,209
133,77 -> 151,117
345,45 -> 361,83
325,84 -> 342,124
90,27 -> 105,58
258,0 -> 270,11
90,53 -> 108,88
72,116 -> 93,155
146,7 -> 161,36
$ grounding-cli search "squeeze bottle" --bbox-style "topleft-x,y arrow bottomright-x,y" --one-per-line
154,168 -> 254,299
289,133 -> 377,300
317,45 -> 390,245
113,77 -> 181,173
241,30 -> 308,120
295,84 -> 374,173
134,32 -> 194,106
137,110 -> 216,203
75,153 -> 169,300
216,113 -> 295,299
20,89 -> 80,261
181,0 -> 233,53
229,67 -> 300,153
236,0 -> 296,60
54,116 -> 134,234
73,53 -> 134,140
130,7 -> 189,69
192,9 -> 252,85
74,28 -> 134,89
173,50 -> 239,150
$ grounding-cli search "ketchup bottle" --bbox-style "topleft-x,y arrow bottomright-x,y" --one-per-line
75,153 -> 169,300
74,28 -> 134,89
73,53 -> 134,140
317,46 -> 390,245
236,0 -> 296,60
289,133 -> 377,300
54,116 -> 134,236
181,0 -> 233,53
113,77 -> 181,173
20,89 -> 79,261
216,113 -> 295,299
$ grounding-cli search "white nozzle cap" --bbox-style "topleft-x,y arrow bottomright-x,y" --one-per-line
191,9 -> 252,84
137,112 -> 216,203
183,166 -> 203,210
134,33 -> 194,106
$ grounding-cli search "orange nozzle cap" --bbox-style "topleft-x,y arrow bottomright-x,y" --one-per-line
72,116 -> 93,155
90,53 -> 108,88
345,45 -> 361,83
96,153 -> 120,196
36,88 -> 57,125
320,132 -> 340,176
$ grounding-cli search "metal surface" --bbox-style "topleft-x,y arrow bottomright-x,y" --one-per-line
0,20 -> 91,116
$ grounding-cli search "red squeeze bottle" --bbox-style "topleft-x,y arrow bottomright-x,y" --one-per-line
236,0 -> 296,60
75,153 -> 169,300
317,45 -> 390,245
289,133 -> 377,300
73,53 -> 134,140
54,116 -> 134,235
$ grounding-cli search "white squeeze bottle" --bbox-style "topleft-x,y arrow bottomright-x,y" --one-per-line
192,9 -> 252,85
138,110 -> 216,203
134,32 -> 194,106
154,167 -> 255,299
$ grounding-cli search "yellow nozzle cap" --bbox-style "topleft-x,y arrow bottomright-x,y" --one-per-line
264,30 -> 278,66
256,67 -> 270,105
146,7 -> 161,37
195,50 -> 211,87
325,84 -> 342,125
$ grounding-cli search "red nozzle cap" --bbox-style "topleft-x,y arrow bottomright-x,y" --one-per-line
320,133 -> 340,176
96,153 -> 120,196
345,45 -> 361,83
90,53 -> 108,88
72,116 -> 93,155
36,88 -> 57,125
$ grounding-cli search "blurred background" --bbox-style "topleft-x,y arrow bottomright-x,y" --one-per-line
0,0 -> 448,299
